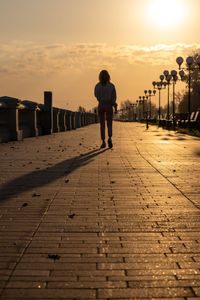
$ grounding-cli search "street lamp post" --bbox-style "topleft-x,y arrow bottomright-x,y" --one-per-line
152,80 -> 166,123
136,100 -> 139,120
139,96 -> 145,120
144,89 -> 156,120
176,55 -> 200,124
143,96 -> 146,120
139,94 -> 149,129
170,70 -> 178,128
148,92 -> 151,119
134,103 -> 137,121
162,71 -> 172,120
129,104 -> 132,121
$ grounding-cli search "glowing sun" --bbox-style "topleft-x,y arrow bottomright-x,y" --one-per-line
147,0 -> 186,28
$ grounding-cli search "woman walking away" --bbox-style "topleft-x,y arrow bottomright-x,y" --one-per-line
94,70 -> 117,148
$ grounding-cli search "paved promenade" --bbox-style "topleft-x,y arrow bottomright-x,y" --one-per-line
0,122 -> 200,299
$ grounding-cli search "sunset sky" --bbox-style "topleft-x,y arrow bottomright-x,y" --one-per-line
0,0 -> 199,110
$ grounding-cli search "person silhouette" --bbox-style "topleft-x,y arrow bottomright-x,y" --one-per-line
94,70 -> 117,148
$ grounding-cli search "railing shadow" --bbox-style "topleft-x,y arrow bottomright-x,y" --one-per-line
0,148 -> 109,202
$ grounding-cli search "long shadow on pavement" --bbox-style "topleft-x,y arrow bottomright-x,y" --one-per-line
0,148 -> 109,202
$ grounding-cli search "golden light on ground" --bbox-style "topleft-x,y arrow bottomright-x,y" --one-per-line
147,0 -> 186,29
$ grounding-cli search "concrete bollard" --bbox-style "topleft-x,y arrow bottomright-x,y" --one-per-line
59,109 -> 67,131
0,96 -> 22,141
21,100 -> 39,137
81,112 -> 86,126
44,91 -> 53,135
75,112 -> 81,128
71,112 -> 76,129
85,113 -> 89,125
53,108 -> 60,133
80,112 -> 84,127
65,110 -> 72,130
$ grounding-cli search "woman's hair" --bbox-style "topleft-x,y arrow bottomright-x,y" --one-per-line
99,70 -> 110,85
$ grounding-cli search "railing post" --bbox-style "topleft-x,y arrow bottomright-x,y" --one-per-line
71,112 -> 76,129
44,91 -> 53,134
9,100 -> 22,141
59,109 -> 66,131
75,112 -> 81,128
81,112 -> 85,126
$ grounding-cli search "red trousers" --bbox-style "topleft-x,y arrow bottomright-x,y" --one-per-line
98,103 -> 113,140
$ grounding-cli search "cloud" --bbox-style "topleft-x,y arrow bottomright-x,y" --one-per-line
0,41 -> 199,110
0,41 -> 199,77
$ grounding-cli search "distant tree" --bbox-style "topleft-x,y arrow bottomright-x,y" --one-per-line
175,91 -> 183,108
178,94 -> 188,113
77,106 -> 86,112
150,103 -> 158,118
162,100 -> 179,115
119,100 -> 136,120
120,99 -> 134,110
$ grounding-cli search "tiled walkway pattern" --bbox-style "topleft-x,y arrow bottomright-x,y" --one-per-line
0,122 -> 200,299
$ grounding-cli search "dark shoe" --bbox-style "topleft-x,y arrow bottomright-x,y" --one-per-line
108,138 -> 113,148
100,141 -> 106,148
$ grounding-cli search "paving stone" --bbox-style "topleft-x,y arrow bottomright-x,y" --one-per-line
98,262 -> 178,270
47,281 -> 127,288
128,279 -> 200,288
11,275 -> 77,282
98,287 -> 194,298
1,288 -> 96,298
51,270 -> 125,277
127,269 -> 200,276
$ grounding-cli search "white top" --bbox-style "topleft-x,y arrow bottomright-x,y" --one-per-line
94,82 -> 116,105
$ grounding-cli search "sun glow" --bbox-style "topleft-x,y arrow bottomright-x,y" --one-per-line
147,0 -> 186,28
